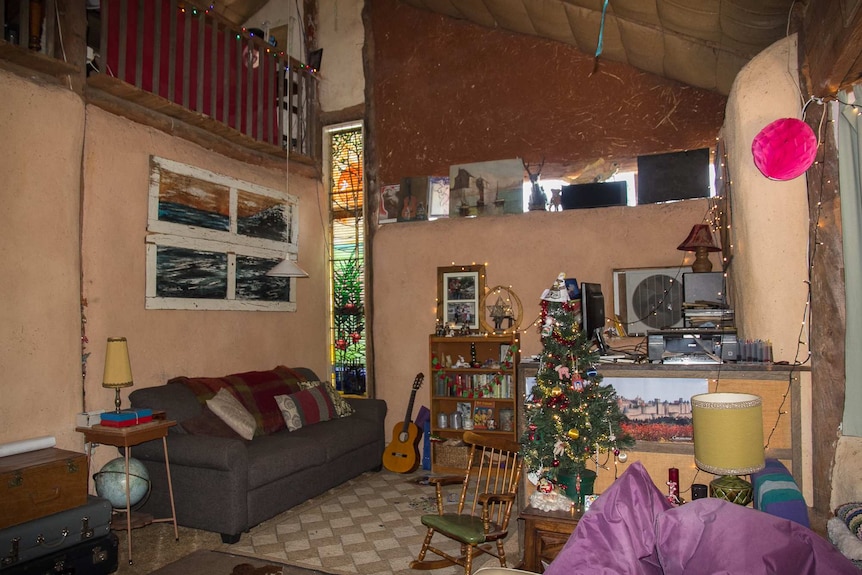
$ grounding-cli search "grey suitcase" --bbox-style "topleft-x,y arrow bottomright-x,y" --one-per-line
0,496 -> 112,569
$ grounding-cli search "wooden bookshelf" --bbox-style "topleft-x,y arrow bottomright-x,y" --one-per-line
429,334 -> 519,473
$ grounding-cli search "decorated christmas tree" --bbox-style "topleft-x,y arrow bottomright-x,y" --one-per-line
520,273 -> 633,506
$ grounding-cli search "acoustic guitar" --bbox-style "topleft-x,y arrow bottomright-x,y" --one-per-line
382,373 -> 424,473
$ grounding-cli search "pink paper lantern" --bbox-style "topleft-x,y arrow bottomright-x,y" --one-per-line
751,118 -> 817,181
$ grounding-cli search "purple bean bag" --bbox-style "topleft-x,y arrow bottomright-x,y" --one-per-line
545,461 -> 856,574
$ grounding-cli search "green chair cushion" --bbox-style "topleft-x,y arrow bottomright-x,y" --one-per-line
420,513 -> 500,545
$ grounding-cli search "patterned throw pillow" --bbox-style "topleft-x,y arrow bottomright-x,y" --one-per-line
275,386 -> 336,431
206,388 -> 257,440
298,380 -> 354,418
836,502 -> 862,540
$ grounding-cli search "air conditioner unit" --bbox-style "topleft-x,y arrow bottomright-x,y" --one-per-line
613,267 -> 691,336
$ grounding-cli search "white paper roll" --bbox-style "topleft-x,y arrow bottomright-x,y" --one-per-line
0,436 -> 56,458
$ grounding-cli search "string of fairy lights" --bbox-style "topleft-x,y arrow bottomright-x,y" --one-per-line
178,3 -> 321,74
436,106 -> 826,486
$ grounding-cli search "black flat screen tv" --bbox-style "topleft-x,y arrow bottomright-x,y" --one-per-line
561,181 -> 627,210
636,148 -> 710,205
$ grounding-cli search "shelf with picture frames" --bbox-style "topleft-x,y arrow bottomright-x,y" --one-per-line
428,334 -> 520,473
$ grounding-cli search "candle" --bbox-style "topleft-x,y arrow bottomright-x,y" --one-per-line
668,467 -> 680,498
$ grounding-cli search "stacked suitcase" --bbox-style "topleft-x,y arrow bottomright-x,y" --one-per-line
0,448 -> 118,574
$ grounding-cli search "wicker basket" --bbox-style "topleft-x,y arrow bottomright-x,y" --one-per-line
434,441 -> 470,468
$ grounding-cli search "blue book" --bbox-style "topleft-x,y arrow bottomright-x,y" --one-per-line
100,408 -> 153,422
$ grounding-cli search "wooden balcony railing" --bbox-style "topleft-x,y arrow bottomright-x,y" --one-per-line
1,0 -> 320,163
0,0 -> 77,78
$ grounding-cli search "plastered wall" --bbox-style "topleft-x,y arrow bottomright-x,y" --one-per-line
371,200 -> 717,450
0,71 -> 85,453
0,74 -> 330,476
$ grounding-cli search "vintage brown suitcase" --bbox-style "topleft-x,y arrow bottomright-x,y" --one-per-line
0,449 -> 87,530
0,496 -> 112,569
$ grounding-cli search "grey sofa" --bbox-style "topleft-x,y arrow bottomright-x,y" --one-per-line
128,367 -> 386,543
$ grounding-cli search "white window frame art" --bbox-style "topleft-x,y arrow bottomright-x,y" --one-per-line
145,156 -> 300,311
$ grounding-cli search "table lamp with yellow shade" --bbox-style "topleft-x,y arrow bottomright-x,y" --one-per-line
102,337 -> 133,413
691,392 -> 765,505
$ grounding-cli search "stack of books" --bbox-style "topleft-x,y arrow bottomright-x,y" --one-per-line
99,408 -> 153,428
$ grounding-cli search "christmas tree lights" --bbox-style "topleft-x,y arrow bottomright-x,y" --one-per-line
520,273 -> 633,505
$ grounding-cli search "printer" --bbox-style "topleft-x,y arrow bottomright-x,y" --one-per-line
647,329 -> 739,363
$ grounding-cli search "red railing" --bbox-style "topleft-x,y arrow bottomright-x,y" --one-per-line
1,0 -> 318,159
95,0 -> 318,156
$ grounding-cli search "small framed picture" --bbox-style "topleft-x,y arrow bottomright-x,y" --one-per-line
379,184 -> 400,223
437,264 -> 485,333
564,278 -> 580,301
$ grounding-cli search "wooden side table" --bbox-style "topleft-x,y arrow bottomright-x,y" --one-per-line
76,419 -> 178,564
519,505 -> 581,572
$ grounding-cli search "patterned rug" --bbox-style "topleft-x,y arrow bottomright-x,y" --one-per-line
224,470 -> 522,575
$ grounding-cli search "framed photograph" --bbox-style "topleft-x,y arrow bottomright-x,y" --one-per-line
428,176 -> 450,219
379,184 -> 400,223
437,264 -> 486,332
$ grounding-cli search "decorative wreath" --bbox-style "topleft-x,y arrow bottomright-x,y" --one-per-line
479,285 -> 523,335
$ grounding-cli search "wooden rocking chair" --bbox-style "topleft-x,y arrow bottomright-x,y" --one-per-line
411,431 -> 523,575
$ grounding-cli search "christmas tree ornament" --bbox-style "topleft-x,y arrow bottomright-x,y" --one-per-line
551,385 -> 563,396
567,428 -> 580,440
541,317 -> 554,338
541,273 -> 569,302
618,452 -> 628,462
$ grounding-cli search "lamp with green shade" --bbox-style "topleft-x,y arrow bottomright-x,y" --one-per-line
691,392 -> 765,505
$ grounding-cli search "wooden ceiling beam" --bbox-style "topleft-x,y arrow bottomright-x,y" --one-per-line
802,0 -> 862,98
210,0 -> 271,27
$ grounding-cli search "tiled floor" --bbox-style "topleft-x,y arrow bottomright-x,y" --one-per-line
225,470 -> 522,575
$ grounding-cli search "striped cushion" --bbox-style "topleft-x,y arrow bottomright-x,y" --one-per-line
275,386 -> 336,431
751,459 -> 809,527
171,366 -> 308,436
835,502 -> 862,540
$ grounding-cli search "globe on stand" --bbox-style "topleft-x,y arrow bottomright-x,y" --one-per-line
94,457 -> 151,509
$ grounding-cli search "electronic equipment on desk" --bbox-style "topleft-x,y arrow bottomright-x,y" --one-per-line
580,282 -> 645,364
647,329 -> 738,363
660,353 -> 721,365
593,329 -> 640,363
